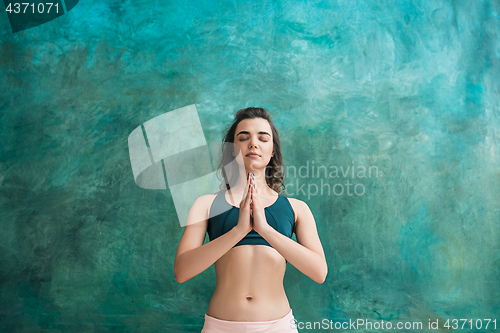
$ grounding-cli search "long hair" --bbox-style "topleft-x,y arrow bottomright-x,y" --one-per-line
216,107 -> 286,194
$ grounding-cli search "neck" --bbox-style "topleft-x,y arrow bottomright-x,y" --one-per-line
228,168 -> 273,196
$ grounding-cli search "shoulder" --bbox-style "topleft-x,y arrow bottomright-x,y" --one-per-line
284,197 -> 310,225
194,193 -> 218,205
285,198 -> 319,238
188,193 -> 219,220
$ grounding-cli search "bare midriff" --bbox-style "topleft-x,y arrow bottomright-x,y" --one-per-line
205,243 -> 291,321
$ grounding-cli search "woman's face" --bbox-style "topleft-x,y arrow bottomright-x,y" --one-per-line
233,118 -> 274,171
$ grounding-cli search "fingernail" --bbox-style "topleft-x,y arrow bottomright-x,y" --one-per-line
253,184 -> 255,188
252,172 -> 255,176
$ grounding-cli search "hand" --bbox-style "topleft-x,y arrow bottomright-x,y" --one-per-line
249,176 -> 269,235
235,172 -> 253,236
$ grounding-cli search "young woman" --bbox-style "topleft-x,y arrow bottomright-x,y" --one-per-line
174,107 -> 327,333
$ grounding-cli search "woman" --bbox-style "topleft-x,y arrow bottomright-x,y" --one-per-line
174,107 -> 328,333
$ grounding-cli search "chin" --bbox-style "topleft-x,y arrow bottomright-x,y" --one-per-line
245,162 -> 263,169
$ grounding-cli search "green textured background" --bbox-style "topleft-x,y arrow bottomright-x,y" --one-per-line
1,0 -> 499,332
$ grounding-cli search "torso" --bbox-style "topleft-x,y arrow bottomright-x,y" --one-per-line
205,190 -> 299,321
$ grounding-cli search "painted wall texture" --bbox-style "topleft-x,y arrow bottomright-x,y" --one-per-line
1,0 -> 499,332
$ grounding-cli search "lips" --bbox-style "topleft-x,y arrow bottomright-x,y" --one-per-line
246,153 -> 260,157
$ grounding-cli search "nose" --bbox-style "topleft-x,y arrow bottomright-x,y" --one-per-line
249,136 -> 258,148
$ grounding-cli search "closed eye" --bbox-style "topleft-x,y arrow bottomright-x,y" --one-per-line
239,138 -> 269,142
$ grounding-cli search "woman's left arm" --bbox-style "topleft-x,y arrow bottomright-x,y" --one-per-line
251,186 -> 328,284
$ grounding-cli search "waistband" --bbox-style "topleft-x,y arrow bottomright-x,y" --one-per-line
202,309 -> 298,333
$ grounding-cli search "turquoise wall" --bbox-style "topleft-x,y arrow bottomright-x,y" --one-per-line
1,0 -> 499,332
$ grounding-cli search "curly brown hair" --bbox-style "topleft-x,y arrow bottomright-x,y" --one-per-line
216,107 -> 286,194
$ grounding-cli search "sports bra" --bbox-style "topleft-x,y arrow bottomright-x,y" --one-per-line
207,190 -> 296,249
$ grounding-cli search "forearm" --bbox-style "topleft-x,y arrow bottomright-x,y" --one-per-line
260,226 -> 328,283
174,226 -> 246,283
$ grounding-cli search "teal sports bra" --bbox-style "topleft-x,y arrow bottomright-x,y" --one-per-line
207,190 -> 296,248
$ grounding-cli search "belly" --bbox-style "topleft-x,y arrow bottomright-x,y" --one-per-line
206,245 -> 291,321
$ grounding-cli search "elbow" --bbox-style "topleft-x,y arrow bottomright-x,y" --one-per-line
314,273 -> 326,284
315,264 -> 328,284
174,263 -> 187,284
307,256 -> 328,284
175,273 -> 188,284
175,272 -> 186,284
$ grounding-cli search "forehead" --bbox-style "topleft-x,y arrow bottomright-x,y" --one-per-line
235,118 -> 272,135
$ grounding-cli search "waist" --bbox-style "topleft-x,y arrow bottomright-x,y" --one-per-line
207,292 -> 291,321
212,284 -> 287,300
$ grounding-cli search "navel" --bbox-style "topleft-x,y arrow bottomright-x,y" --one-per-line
246,296 -> 253,300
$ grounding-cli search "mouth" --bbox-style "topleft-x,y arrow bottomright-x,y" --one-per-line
246,153 -> 260,157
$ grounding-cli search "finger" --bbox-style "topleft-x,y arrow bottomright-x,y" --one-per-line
248,174 -> 256,197
250,185 -> 253,213
239,175 -> 250,209
253,187 -> 262,210
251,186 -> 258,207
244,182 -> 250,204
245,181 -> 253,207
243,173 -> 251,199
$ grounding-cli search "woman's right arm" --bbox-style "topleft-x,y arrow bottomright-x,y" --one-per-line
174,176 -> 253,283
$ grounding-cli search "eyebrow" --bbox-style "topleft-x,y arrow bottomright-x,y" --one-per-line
236,131 -> 271,137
